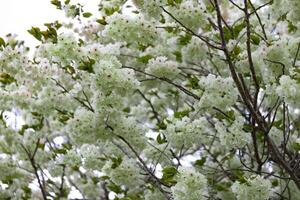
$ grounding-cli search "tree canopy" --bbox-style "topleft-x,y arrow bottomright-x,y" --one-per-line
0,0 -> 300,199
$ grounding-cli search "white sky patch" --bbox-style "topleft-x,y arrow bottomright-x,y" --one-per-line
68,187 -> 84,199
0,0 -> 64,48
145,129 -> 159,139
0,0 -> 100,49
2,109 -> 25,130
166,108 -> 174,116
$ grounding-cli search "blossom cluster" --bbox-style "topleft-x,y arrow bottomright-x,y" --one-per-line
215,116 -> 250,149
165,116 -> 211,148
171,167 -> 208,200
103,13 -> 158,45
133,0 -> 167,19
103,158 -> 144,188
198,74 -> 238,111
231,175 -> 272,200
146,56 -> 180,80
168,1 -> 207,32
276,75 -> 300,108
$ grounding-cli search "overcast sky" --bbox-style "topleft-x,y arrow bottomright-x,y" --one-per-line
0,0 -> 99,48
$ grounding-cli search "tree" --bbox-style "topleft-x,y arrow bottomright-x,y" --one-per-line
0,0 -> 300,199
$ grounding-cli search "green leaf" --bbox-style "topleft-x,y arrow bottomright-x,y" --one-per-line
194,157 -> 206,167
62,143 -> 72,150
173,51 -> 182,62
78,38 -> 84,46
157,121 -> 167,130
132,10 -> 139,14
107,182 -> 122,193
156,133 -> 167,144
44,21 -> 62,30
91,176 -> 100,184
161,166 -> 178,185
165,27 -> 175,33
137,43 -> 148,51
243,124 -> 253,132
187,75 -> 200,89
272,119 -> 283,130
292,142 -> 300,151
233,22 -> 246,38
38,142 -> 45,150
174,110 -> 190,119
288,21 -> 297,33
96,18 -> 107,25
0,37 -> 5,47
51,0 -> 62,9
18,114 -> 44,135
250,34 -> 260,45
104,6 -> 120,16
138,55 -> 153,64
222,22 -> 245,42
22,186 -> 32,199
78,57 -> 95,73
54,148 -> 67,154
174,0 -> 182,3
167,0 -> 182,6
178,34 -> 192,45
28,27 -> 42,41
272,179 -> 279,187
0,72 -> 15,85
83,12 -> 92,18
64,65 -> 75,75
215,109 -> 235,121
233,170 -> 247,184
28,23 -> 60,43
57,109 -> 73,123
111,157 -> 122,169
206,3 -> 215,13
68,5 -> 81,18
223,27 -> 232,42
122,107 -> 130,113
215,182 -> 231,191
278,13 -> 287,21
100,176 -> 110,181
230,46 -> 241,60
41,27 -> 58,43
